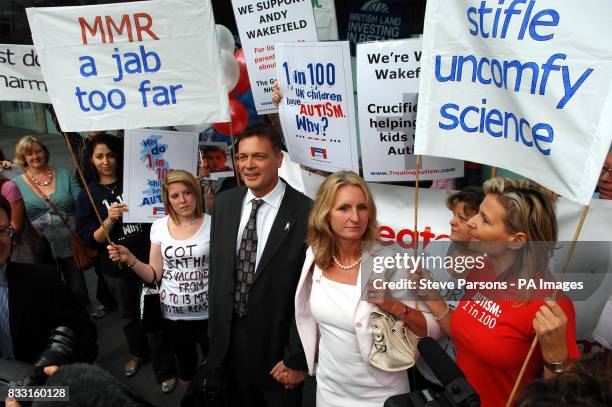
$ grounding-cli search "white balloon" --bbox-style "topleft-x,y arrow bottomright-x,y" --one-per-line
216,25 -> 235,52
175,122 -> 211,134
221,50 -> 240,91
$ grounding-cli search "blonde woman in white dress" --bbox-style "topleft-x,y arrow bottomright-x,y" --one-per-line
293,171 -> 441,407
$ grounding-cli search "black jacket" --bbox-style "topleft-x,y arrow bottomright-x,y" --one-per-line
7,262 -> 98,364
75,182 -> 150,278
208,181 -> 311,386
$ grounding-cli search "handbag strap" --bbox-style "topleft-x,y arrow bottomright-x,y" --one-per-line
24,172 -> 77,238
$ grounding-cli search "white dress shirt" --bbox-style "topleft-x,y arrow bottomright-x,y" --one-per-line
236,180 -> 286,272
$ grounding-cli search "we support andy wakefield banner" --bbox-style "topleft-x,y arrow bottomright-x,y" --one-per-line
231,0 -> 318,114
0,44 -> 50,103
414,1 -> 612,205
277,41 -> 359,173
26,0 -> 229,132
123,129 -> 198,223
357,39 -> 463,182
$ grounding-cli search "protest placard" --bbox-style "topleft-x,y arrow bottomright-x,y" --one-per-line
277,41 -> 359,173
231,0 -> 318,114
0,44 -> 50,103
198,142 -> 234,180
123,129 -> 198,223
357,39 -> 463,182
26,0 -> 229,132
414,0 -> 612,205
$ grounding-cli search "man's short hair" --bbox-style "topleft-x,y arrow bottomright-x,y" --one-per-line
203,145 -> 226,155
0,195 -> 12,220
235,124 -> 284,153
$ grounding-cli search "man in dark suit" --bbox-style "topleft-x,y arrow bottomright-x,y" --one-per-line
0,196 -> 97,365
209,124 -> 311,406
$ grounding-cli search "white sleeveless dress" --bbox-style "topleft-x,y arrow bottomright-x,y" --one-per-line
309,265 -> 410,407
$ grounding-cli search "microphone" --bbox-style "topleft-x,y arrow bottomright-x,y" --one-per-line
417,337 -> 480,407
417,337 -> 465,386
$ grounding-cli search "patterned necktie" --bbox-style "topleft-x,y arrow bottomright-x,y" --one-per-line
0,284 -> 14,359
234,199 -> 264,317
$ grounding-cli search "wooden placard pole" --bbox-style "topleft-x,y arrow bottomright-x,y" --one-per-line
62,133 -> 112,244
413,155 -> 422,311
229,122 -> 241,187
505,204 -> 590,406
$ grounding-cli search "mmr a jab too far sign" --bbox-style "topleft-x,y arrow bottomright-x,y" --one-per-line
26,0 -> 230,132
414,0 -> 612,205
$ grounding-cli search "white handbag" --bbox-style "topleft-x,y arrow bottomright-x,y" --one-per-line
368,309 -> 418,371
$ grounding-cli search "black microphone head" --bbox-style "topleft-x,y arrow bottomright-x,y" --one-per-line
417,337 -> 465,387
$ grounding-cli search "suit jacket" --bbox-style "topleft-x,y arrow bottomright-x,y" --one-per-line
208,180 -> 312,386
7,262 -> 98,364
295,247 -> 441,386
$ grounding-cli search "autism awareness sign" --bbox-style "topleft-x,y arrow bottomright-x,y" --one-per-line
123,129 -> 198,223
26,0 -> 229,132
356,39 -> 463,182
277,41 -> 359,173
414,0 -> 612,205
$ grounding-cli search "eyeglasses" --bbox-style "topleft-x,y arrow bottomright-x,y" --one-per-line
0,226 -> 14,238
601,166 -> 612,177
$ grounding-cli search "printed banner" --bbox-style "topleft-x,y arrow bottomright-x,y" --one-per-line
231,0 -> 318,114
414,0 -> 612,205
0,44 -> 50,103
357,39 -> 463,182
277,41 -> 359,173
26,0 -> 230,132
296,169 -> 612,348
123,129 -> 198,223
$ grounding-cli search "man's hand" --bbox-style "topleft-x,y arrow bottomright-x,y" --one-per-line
5,397 -> 21,407
271,82 -> 282,106
270,360 -> 307,389
4,366 -> 59,406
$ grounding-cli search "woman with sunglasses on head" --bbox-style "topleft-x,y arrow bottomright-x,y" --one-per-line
419,177 -> 580,406
75,134 -> 177,392
108,170 -> 210,393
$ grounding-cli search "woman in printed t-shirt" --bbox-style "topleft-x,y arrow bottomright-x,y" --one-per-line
417,177 -> 579,407
109,169 -> 210,392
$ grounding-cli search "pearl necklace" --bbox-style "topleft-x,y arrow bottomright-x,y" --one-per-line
29,169 -> 53,186
332,254 -> 362,270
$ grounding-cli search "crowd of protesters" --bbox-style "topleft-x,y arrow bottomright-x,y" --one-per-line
1,125 -> 610,407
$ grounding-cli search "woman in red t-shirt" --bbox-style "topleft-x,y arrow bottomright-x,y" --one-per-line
419,177 -> 579,407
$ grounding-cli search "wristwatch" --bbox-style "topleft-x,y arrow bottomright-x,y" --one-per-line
544,360 -> 566,373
